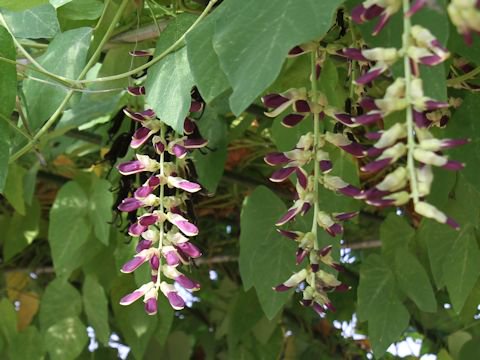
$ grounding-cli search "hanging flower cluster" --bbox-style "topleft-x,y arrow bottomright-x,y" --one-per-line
262,48 -> 357,315
115,51 -> 207,315
344,0 -> 468,228
448,0 -> 480,45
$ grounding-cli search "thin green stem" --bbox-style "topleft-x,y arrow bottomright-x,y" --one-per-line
9,0 -> 130,163
155,126 -> 166,289
310,51 -> 320,250
0,13 -> 78,87
447,66 -> 480,86
76,0 -> 217,84
0,113 -> 33,141
402,0 -> 419,204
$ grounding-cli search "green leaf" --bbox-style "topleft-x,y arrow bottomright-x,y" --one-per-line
1,4 -> 59,39
0,121 -> 10,194
48,181 -> 91,276
39,278 -> 82,330
23,27 -> 92,130
394,248 -> 437,313
4,164 -> 26,215
57,0 -> 104,20
272,114 -> 313,152
380,214 -> 413,261
185,9 -> 230,103
146,14 -> 196,133
443,225 -> 480,313
239,186 -> 297,319
212,0 -> 343,115
44,317 -> 88,360
82,275 -> 110,345
88,177 -> 113,245
227,289 -> 263,350
0,0 -> 48,11
164,331 -> 194,360
445,92 -> 480,192
192,108 -> 227,192
357,254 -> 409,357
49,0 -> 72,8
448,331 -> 472,360
111,277 -> 158,359
0,298 -> 17,344
459,338 -> 480,360
3,198 -> 40,261
9,326 -> 45,360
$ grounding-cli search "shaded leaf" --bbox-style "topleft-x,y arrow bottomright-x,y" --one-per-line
3,164 -> 26,215
0,0 -> 48,11
1,4 -> 59,39
9,326 -> 44,360
239,186 -> 297,319
44,317 -> 88,360
212,0 -> 343,115
88,177 -> 113,245
57,0 -> 104,20
0,298 -> 17,344
83,275 -> 110,345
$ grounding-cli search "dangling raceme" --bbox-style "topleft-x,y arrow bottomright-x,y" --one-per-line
345,0 -> 469,228
116,51 -> 207,314
263,46 -> 357,315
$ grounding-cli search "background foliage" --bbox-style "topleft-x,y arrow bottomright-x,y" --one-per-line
0,0 -> 479,359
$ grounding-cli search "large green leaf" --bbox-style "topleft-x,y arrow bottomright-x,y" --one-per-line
23,27 -> 92,130
185,8 -> 230,103
39,278 -> 82,330
44,317 -> 88,360
0,298 -> 17,345
48,181 -> 91,277
0,0 -> 48,11
212,0 -> 343,115
88,177 -> 113,245
192,108 -> 227,193
56,0 -> 104,20
9,326 -> 45,360
0,25 -> 15,192
146,14 -> 196,134
394,248 -> 437,313
380,214 -> 413,261
357,254 -> 409,357
239,186 -> 297,319
3,198 -> 40,261
82,275 -> 110,345
445,92 -> 480,192
1,4 -> 59,39
3,164 -> 26,215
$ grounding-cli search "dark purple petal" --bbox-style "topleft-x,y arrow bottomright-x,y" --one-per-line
441,138 -> 470,148
282,113 -> 305,128
319,160 -> 333,173
413,110 -> 431,128
312,303 -> 325,315
446,217 -> 460,230
366,146 -> 385,157
183,118 -> 196,134
129,222 -> 147,237
340,48 -> 368,61
361,158 -> 392,173
406,0 -> 427,17
311,263 -> 319,273
176,242 -> 202,258
264,152 -> 290,166
372,13 -> 390,36
288,46 -> 305,56
364,4 -> 384,20
334,113 -> 354,125
150,255 -> 160,270
301,202 -> 311,215
319,245 -> 332,257
172,144 -> 188,158
127,86 -> 146,96
121,256 -> 147,273
356,67 -> 384,84
424,100 -> 449,110
293,100 -> 310,113
326,223 -> 343,237
300,299 -> 313,307
134,186 -> 153,198
363,188 -> 390,199
118,198 -> 142,212
442,160 -> 465,171
190,100 -> 203,113
296,248 -> 308,264
270,167 -> 297,182
136,240 -> 152,253
335,284 -> 350,292
123,108 -> 145,121
354,111 -> 383,125
277,229 -> 299,240
144,298 -> 157,315
177,275 -> 200,291
154,141 -> 165,154
167,292 -> 185,309
131,127 -> 153,149
262,93 -> 290,108
165,250 -> 181,266
296,168 -> 308,189
365,131 -> 382,140
334,211 -> 359,221
139,214 -> 158,226
273,284 -> 291,292
276,207 -> 300,226
340,142 -> 366,157
351,4 -> 367,24
419,55 -> 444,66
120,290 -> 144,305
117,160 -> 145,175
183,138 -> 208,148
360,97 -> 378,111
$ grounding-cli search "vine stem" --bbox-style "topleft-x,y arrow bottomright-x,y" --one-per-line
8,0 -> 130,163
310,50 -> 320,250
155,126 -> 166,289
76,0 -> 218,84
447,66 -> 480,86
402,0 -> 420,204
